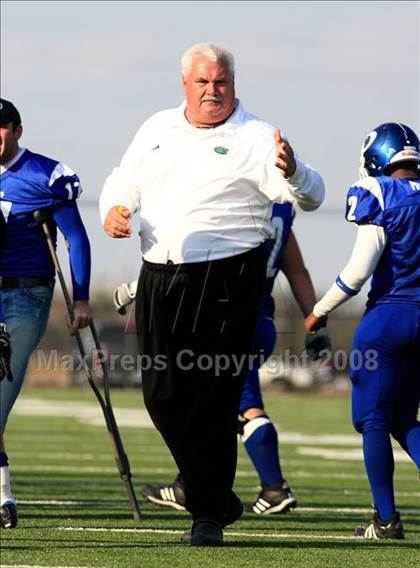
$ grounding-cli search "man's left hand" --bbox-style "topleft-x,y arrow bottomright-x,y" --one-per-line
0,324 -> 13,382
68,301 -> 93,335
273,128 -> 297,178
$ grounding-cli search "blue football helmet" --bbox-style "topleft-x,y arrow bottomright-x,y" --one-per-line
359,122 -> 420,178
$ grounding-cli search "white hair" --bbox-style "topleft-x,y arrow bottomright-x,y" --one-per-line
181,43 -> 235,76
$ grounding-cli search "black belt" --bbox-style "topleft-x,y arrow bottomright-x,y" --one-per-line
0,277 -> 55,289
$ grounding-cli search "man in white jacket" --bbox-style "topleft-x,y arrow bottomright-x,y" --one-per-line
100,42 -> 325,546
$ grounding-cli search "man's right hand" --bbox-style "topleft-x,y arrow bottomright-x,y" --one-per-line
0,324 -> 13,382
103,206 -> 132,238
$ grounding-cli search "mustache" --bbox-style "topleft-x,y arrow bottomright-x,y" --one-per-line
202,96 -> 223,102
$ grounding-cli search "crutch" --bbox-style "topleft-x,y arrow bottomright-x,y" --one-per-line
33,209 -> 141,520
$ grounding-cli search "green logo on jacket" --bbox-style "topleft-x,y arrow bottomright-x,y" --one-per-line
214,146 -> 229,155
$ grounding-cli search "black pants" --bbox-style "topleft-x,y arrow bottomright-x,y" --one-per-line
135,245 -> 266,522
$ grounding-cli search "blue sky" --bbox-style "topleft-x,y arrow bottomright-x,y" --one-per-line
2,1 -> 419,302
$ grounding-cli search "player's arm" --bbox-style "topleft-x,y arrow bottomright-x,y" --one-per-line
305,224 -> 387,334
281,230 -> 331,359
52,201 -> 93,334
280,229 -> 316,317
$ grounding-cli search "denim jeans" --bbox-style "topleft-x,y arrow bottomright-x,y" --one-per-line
0,286 -> 53,430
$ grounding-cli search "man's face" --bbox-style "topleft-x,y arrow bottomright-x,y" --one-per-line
0,123 -> 22,165
183,56 -> 235,127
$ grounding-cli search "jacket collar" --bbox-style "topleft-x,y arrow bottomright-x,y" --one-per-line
177,99 -> 245,136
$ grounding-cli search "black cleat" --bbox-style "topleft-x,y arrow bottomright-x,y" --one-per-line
249,480 -> 297,515
191,518 -> 223,547
354,510 -> 404,539
0,501 -> 18,529
141,476 -> 186,511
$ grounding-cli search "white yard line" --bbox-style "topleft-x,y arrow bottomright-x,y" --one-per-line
25,453 -> 175,463
12,399 -> 154,428
11,465 -> 121,473
17,500 -> 420,515
56,526 -> 360,540
19,499 -> 113,506
8,452 -> 414,471
14,479 -> 419,498
16,452 -> 115,461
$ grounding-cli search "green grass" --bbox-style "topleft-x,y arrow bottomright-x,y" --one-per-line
1,387 -> 419,567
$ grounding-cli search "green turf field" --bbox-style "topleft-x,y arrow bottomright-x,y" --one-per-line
1,387 -> 419,567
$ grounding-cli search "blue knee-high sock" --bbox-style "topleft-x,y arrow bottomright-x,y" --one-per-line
363,429 -> 395,522
242,417 -> 283,487
405,423 -> 420,468
394,422 -> 420,469
0,452 -> 8,467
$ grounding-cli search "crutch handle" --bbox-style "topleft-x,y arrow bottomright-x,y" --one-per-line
33,208 -> 52,224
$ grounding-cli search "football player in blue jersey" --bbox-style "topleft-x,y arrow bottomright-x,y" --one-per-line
114,203 -> 331,515
0,98 -> 93,528
306,122 -> 420,539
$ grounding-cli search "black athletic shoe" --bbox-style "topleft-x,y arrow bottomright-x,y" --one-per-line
181,498 -> 243,543
222,497 -> 243,527
141,476 -> 186,511
0,501 -> 18,529
354,510 -> 404,539
249,480 -> 297,515
191,518 -> 224,547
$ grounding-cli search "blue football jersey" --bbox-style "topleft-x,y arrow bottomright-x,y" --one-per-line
0,149 -> 82,278
262,202 -> 295,316
345,176 -> 420,306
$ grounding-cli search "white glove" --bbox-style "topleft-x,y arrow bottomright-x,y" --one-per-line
113,280 -> 138,314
